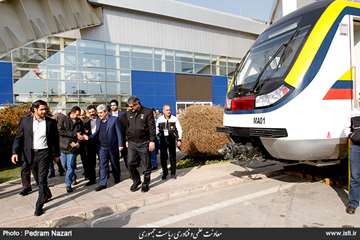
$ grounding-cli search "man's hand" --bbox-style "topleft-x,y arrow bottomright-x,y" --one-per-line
119,146 -> 123,152
76,133 -> 84,141
126,141 -> 129,148
11,154 -> 18,164
177,140 -> 182,148
149,141 -> 155,152
82,135 -> 89,141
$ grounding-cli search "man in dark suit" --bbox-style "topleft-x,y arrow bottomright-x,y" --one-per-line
82,105 -> 98,186
86,104 -> 123,191
11,100 -> 60,216
109,99 -> 128,168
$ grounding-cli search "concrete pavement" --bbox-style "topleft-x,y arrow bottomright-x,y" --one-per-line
0,156 -> 285,227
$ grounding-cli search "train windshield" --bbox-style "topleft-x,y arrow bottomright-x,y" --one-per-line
231,19 -> 311,96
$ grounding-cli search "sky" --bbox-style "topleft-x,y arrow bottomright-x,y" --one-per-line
175,0 -> 276,22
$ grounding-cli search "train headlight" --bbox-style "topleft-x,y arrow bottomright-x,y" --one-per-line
255,85 -> 290,108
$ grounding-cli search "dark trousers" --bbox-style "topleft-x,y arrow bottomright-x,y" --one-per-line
160,137 -> 177,176
21,161 -> 39,189
22,149 -> 51,209
349,144 -> 360,208
98,146 -> 121,186
83,141 -> 97,182
128,141 -> 151,185
121,147 -> 128,169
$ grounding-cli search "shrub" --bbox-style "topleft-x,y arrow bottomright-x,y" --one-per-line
0,104 -> 31,168
180,105 -> 230,157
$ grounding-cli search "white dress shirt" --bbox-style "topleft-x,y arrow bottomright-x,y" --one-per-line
111,111 -> 119,117
33,117 -> 48,149
90,118 -> 97,134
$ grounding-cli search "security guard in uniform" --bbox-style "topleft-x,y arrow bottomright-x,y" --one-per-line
156,104 -> 182,180
126,96 -> 156,192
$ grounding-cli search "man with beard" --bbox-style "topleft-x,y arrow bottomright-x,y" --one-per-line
11,100 -> 60,216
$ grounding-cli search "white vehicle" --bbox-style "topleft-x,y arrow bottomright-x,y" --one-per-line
221,0 -> 360,162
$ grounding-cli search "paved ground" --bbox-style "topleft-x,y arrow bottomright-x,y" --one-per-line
0,156 -> 358,228
76,176 -> 360,228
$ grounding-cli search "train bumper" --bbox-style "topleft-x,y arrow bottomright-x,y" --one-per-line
216,126 -> 288,138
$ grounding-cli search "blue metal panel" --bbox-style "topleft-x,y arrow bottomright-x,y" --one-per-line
0,62 -> 13,105
131,71 -> 176,111
212,76 -> 227,106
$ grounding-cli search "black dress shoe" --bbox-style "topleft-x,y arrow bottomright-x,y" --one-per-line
161,175 -> 167,180
19,188 -> 32,196
95,185 -> 107,192
346,206 -> 356,214
66,186 -> 73,193
34,207 -> 44,216
130,181 -> 142,192
141,184 -> 149,192
85,180 -> 96,186
48,173 -> 55,178
114,179 -> 121,184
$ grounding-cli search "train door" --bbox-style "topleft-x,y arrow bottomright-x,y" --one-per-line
351,16 -> 360,109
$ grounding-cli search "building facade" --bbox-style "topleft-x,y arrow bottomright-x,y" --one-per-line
0,0 -> 267,112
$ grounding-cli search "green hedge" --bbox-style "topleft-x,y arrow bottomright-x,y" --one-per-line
0,104 -> 30,168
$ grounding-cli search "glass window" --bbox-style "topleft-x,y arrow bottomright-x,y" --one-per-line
132,46 -> 153,59
79,81 -> 106,96
106,56 -> 120,69
165,61 -> 174,72
194,63 -> 210,75
175,51 -> 193,62
65,81 -> 79,96
13,65 -> 47,81
14,79 -> 47,95
131,57 -> 153,71
119,45 -> 131,57
165,50 -> 174,61
119,70 -> 131,82
194,54 -> 210,64
80,68 -> 106,82
120,82 -> 131,95
175,61 -> 193,73
106,69 -> 121,81
106,82 -> 121,95
154,49 -> 164,59
64,52 -> 77,66
211,65 -> 227,76
80,53 -> 105,68
154,59 -> 162,72
48,80 -> 66,95
120,56 -> 130,69
47,65 -> 61,80
46,51 -> 61,65
106,42 -> 118,56
78,40 -> 105,55
65,66 -> 81,81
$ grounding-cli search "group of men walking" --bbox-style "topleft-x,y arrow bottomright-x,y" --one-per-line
11,96 -> 182,216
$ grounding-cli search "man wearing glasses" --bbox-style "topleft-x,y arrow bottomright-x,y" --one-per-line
125,96 -> 156,192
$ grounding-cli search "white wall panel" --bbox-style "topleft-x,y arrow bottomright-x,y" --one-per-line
81,8 -> 258,58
